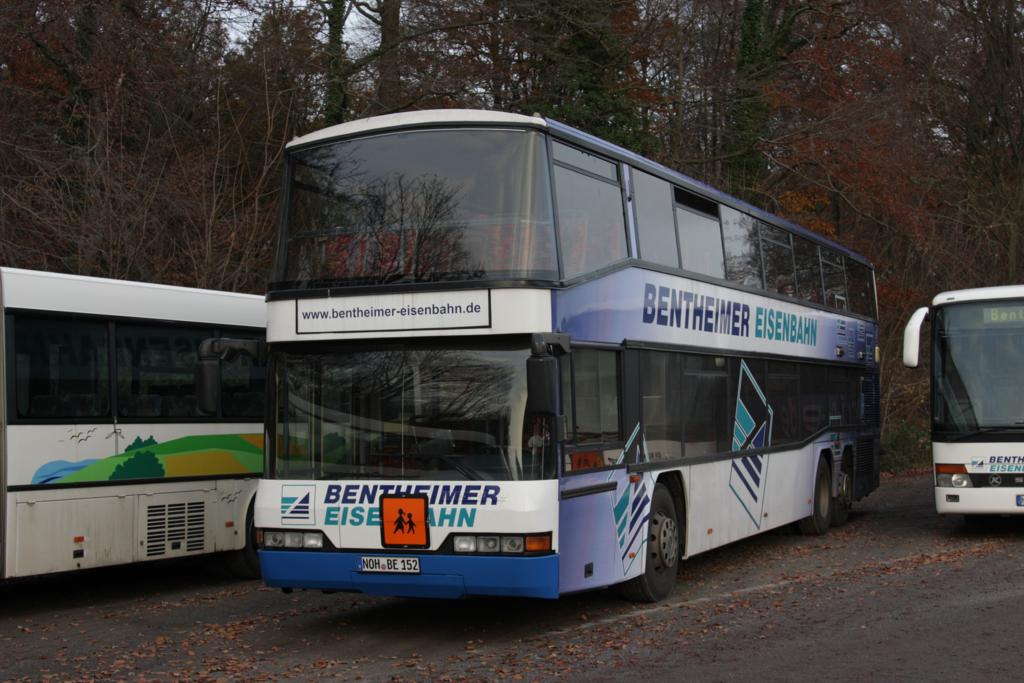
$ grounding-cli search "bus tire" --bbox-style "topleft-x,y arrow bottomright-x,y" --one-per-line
831,452 -> 852,527
798,457 -> 832,536
225,499 -> 261,579
620,483 -> 680,603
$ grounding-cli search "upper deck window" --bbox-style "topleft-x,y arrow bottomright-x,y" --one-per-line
759,223 -> 796,296
675,187 -> 724,279
632,169 -> 678,268
821,249 -> 848,311
793,236 -> 824,304
553,142 -> 618,181
552,141 -> 628,279
720,206 -> 763,288
846,260 -> 877,318
278,128 -> 557,288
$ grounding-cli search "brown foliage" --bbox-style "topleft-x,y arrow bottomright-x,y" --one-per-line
2,0 -> 1021,433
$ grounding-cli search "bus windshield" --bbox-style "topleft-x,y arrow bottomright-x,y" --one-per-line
278,128 -> 557,288
272,343 -> 556,481
934,302 -> 1024,434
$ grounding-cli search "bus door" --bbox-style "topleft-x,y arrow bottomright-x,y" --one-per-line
555,348 -> 645,592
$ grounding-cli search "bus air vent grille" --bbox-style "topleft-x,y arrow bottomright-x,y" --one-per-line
854,438 -> 874,478
861,375 -> 880,427
853,436 -> 880,497
146,501 -> 207,556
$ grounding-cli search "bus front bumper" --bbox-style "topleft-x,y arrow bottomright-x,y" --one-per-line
936,487 -> 1024,515
259,550 -> 560,599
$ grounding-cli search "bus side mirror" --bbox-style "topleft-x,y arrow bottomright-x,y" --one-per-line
196,338 -> 266,416
903,307 -> 929,368
526,355 -> 558,416
196,353 -> 221,416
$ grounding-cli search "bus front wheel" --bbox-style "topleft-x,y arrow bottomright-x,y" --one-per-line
224,498 -> 261,579
798,457 -> 832,536
620,483 -> 680,602
831,451 -> 853,527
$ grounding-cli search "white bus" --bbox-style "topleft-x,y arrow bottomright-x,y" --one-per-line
904,286 -> 1024,516
0,268 -> 265,579
239,110 -> 880,601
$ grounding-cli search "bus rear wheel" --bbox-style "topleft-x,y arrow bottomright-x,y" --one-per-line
798,457 -> 832,536
620,483 -> 680,603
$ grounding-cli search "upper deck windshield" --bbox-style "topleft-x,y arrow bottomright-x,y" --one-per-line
934,301 -> 1024,435
272,342 -> 556,481
277,128 -> 557,289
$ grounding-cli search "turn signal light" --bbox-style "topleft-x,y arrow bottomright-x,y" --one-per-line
525,535 -> 551,552
935,464 -> 967,474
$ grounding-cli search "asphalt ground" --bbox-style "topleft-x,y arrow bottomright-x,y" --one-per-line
2,472 -> 1021,682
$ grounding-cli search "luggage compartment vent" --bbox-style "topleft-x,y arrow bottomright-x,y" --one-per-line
146,501 -> 206,556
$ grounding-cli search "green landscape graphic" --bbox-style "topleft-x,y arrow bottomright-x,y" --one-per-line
32,433 -> 264,485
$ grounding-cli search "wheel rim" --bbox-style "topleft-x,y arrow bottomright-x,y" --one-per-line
649,511 -> 679,573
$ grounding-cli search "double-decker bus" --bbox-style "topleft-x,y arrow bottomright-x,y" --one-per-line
250,110 -> 880,601
0,268 -> 265,579
903,286 -> 1024,517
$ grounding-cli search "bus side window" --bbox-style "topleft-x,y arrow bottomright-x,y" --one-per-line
221,330 -> 266,418
846,260 -> 877,318
765,361 -> 800,443
760,223 -> 796,297
793,237 -> 824,304
633,169 -> 679,269
720,206 -> 763,289
821,249 -> 848,311
639,350 -> 682,461
563,348 -> 622,473
116,323 -> 210,419
13,314 -> 111,420
553,142 -> 627,279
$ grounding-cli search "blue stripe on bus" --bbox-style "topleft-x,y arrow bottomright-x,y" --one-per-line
629,494 -> 650,533
731,462 -> 758,501
741,457 -> 761,486
622,514 -> 649,562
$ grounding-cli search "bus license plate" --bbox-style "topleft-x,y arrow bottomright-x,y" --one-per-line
360,556 -> 420,574
1016,495 -> 1024,507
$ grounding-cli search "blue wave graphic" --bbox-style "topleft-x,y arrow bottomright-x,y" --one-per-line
32,459 -> 99,485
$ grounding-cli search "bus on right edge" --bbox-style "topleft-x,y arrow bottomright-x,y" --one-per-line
903,286 -> 1024,516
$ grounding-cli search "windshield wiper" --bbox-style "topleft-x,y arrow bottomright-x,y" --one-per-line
435,455 -> 486,481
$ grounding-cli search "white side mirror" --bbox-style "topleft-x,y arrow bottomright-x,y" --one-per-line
902,307 -> 929,368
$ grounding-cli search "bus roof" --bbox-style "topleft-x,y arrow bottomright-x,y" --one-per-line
931,285 -> 1024,306
286,110 -> 548,149
285,108 -> 872,269
0,268 -> 265,328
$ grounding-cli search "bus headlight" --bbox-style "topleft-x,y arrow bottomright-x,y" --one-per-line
454,536 -> 477,552
951,473 -> 972,488
477,536 -> 500,553
500,536 -> 524,553
261,530 -> 325,549
264,530 -> 287,547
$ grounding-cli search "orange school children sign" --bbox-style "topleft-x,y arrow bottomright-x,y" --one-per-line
380,495 -> 430,548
